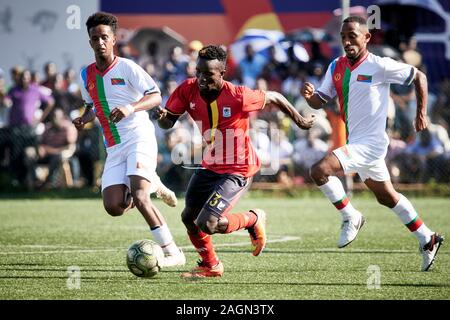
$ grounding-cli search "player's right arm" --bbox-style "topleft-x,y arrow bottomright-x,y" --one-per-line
300,82 -> 327,109
151,106 -> 180,129
72,103 -> 96,130
155,80 -> 188,129
301,60 -> 336,109
74,68 -> 96,130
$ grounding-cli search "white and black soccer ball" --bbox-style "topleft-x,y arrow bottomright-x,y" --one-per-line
126,239 -> 164,278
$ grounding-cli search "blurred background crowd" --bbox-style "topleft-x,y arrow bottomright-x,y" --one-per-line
1,0 -> 450,194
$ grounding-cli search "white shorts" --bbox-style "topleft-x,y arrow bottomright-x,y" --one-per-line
333,144 -> 391,182
101,140 -> 159,193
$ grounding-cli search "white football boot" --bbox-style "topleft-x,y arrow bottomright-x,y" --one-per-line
158,248 -> 186,268
337,212 -> 365,248
154,179 -> 178,207
420,233 -> 444,271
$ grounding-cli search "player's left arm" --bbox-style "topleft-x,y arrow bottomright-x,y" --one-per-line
265,91 -> 315,130
383,57 -> 428,132
413,70 -> 428,132
109,92 -> 162,124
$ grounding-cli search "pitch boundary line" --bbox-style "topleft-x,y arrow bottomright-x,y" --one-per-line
0,235 -> 300,255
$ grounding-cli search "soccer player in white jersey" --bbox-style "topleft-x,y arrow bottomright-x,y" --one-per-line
72,12 -> 185,267
301,16 -> 443,271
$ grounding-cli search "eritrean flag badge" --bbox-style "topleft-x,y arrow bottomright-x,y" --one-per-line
111,78 -> 125,85
357,74 -> 372,83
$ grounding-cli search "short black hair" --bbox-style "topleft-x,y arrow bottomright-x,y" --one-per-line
86,12 -> 118,35
343,16 -> 367,26
198,45 -> 227,62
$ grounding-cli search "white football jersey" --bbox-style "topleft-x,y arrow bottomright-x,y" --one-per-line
316,52 -> 416,161
80,57 -> 160,148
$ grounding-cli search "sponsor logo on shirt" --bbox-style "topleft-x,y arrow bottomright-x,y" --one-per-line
223,106 -> 231,118
357,74 -> 372,83
217,201 -> 226,211
111,78 -> 126,85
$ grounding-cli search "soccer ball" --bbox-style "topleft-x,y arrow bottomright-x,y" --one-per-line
126,239 -> 164,278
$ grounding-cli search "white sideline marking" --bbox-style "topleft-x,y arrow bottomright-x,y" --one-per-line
0,249 -> 120,255
3,245 -> 84,249
0,236 -> 300,255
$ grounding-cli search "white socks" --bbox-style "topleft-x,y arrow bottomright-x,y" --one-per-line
318,176 -> 359,220
391,194 -> 433,246
150,224 -> 180,256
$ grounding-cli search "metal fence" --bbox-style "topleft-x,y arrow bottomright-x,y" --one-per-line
1,112 -> 449,193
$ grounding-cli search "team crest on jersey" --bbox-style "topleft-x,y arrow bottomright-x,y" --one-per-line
334,73 -> 341,81
223,106 -> 231,118
88,81 -> 95,91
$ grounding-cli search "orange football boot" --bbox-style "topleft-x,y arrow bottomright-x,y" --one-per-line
181,260 -> 224,278
247,209 -> 267,256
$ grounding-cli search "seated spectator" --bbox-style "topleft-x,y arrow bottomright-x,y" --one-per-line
250,119 -> 271,168
37,108 -> 78,189
75,121 -> 101,188
386,133 -> 408,183
270,125 -> 294,187
401,128 -> 445,183
292,128 -> 329,182
294,96 -> 331,141
427,117 -> 450,153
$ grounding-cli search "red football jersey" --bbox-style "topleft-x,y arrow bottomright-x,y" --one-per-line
165,78 -> 266,177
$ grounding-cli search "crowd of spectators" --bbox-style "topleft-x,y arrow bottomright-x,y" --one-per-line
1,34 -> 450,193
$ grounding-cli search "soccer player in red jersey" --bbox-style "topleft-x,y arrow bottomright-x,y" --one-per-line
154,45 -> 315,278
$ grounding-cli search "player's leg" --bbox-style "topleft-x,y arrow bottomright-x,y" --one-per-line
180,170 -> 225,278
140,132 -> 177,208
126,140 -> 184,267
102,184 -> 134,216
364,176 -> 444,271
129,174 -> 185,267
310,148 -> 365,248
194,174 -> 266,256
151,173 -> 178,207
101,157 -> 133,216
181,205 -> 225,278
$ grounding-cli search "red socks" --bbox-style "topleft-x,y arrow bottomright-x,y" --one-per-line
188,230 -> 219,267
223,211 -> 258,234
